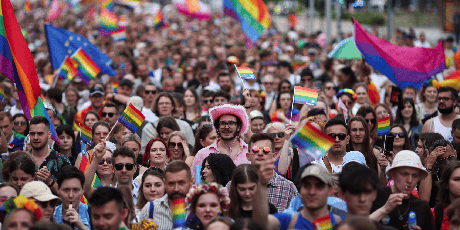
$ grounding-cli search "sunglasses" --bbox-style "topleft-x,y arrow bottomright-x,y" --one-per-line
343,101 -> 353,106
325,86 -> 334,90
145,90 -> 157,94
168,142 -> 183,148
148,167 -> 165,174
269,132 -> 285,138
13,121 -> 27,126
102,112 -> 116,118
204,99 -> 214,104
200,77 -> 210,81
328,133 -> 347,140
37,200 -> 60,208
99,158 -> 112,165
365,119 -> 376,124
114,163 -> 135,171
390,132 -> 405,138
252,146 -> 271,154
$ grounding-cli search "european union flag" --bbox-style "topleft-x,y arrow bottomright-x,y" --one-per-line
45,25 -> 116,76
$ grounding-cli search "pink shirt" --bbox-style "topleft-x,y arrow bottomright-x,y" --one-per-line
191,139 -> 250,180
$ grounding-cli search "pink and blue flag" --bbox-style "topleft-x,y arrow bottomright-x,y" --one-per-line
353,18 -> 445,89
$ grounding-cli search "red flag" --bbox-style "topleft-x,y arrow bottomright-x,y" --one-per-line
45,0 -> 61,22
288,14 -> 298,27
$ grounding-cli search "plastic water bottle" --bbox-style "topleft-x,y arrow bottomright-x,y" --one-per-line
408,211 -> 417,230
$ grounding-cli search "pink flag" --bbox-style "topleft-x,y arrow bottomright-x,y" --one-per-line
45,0 -> 61,22
338,98 -> 348,121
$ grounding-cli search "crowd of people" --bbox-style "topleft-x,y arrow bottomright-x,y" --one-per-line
1,1 -> 460,230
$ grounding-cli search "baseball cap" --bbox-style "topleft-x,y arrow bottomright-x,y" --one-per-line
300,164 -> 332,185
342,151 -> 367,167
90,86 -> 104,96
20,181 -> 60,202
119,79 -> 134,88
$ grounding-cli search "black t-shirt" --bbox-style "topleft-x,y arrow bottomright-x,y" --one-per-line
371,187 -> 435,230
239,202 -> 278,218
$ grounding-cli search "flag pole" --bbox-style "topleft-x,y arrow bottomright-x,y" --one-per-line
290,87 -> 296,124
235,64 -> 248,89
105,120 -> 119,141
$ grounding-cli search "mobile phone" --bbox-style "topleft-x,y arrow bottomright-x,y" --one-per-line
384,135 -> 394,155
314,80 -> 322,90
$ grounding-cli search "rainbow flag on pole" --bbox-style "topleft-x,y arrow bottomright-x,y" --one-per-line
378,116 -> 390,136
293,86 -> 318,106
80,124 -> 92,145
99,6 -> 118,36
154,9 -> 164,28
57,56 -> 79,80
118,103 -> 145,133
223,0 -> 271,42
290,122 -> 335,159
236,66 -> 255,79
0,85 -> 4,102
112,82 -> 119,93
72,48 -> 101,84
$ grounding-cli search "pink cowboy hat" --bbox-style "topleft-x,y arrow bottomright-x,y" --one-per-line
209,104 -> 249,135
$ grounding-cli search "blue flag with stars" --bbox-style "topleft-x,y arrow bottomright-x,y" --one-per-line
45,24 -> 116,76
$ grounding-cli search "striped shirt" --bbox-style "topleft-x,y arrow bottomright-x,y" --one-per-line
138,194 -> 190,229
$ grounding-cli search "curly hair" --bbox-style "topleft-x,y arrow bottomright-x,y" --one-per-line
186,182 -> 230,214
142,138 -> 170,166
201,153 -> 235,186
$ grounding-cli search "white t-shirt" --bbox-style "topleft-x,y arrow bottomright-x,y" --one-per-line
312,158 -> 343,173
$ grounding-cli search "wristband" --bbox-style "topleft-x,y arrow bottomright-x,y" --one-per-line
426,168 -> 432,173
48,180 -> 55,187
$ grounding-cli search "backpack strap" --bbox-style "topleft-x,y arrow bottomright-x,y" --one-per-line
291,148 -> 300,180
149,201 -> 155,219
322,155 -> 333,173
434,204 -> 443,230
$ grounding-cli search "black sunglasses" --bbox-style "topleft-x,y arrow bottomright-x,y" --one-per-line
148,167 -> 165,174
99,158 -> 112,165
328,133 -> 347,140
204,99 -> 214,104
168,142 -> 183,148
114,163 -> 135,171
13,121 -> 27,126
269,132 -> 285,138
365,119 -> 376,124
102,112 -> 116,118
37,200 -> 60,208
390,132 -> 405,138
145,90 -> 157,94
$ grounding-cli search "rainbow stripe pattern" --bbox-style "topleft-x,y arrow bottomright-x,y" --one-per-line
236,66 -> 255,79
290,122 -> 335,159
99,6 -> 118,36
102,0 -> 114,11
312,215 -> 333,230
291,61 -> 307,71
24,0 -> 31,12
294,86 -> 318,106
111,28 -> 126,42
0,0 -> 41,120
112,82 -> 119,93
378,116 -> 390,136
72,48 -> 101,84
118,103 -> 145,133
223,0 -> 271,42
80,124 -> 92,145
172,198 -> 186,228
58,56 -> 79,80
0,85 -> 4,102
154,9 -> 164,28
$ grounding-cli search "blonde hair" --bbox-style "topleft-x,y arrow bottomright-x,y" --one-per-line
263,122 -> 285,133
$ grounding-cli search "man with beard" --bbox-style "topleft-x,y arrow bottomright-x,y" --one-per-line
422,87 -> 460,142
31,116 -> 71,193
218,72 -> 240,104
138,160 -> 192,229
191,103 -> 252,180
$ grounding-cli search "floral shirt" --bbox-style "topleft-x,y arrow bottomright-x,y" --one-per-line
36,149 -> 71,181
53,202 -> 91,230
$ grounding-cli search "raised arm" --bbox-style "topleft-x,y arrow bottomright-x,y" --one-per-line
278,124 -> 295,176
84,142 -> 106,199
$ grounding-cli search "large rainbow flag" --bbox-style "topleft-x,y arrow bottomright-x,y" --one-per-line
72,48 -> 101,84
118,103 -> 145,133
223,0 -> 271,42
57,56 -> 79,80
293,86 -> 318,106
99,6 -> 118,36
0,0 -> 41,119
290,122 -> 335,159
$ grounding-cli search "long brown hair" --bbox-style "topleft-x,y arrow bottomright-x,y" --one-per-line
438,160 -> 460,208
346,117 -> 378,173
390,124 -> 412,151
228,164 -> 259,220
136,168 -> 165,210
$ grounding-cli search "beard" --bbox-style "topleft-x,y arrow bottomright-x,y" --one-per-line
168,191 -> 187,200
439,105 -> 454,114
32,140 -> 48,151
219,129 -> 239,141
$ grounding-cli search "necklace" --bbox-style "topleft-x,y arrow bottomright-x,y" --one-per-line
396,198 -> 411,220
220,138 -> 238,156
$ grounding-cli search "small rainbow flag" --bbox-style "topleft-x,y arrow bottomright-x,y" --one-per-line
80,124 -> 92,145
102,0 -> 114,11
294,86 -> 318,106
291,61 -> 307,71
0,85 -> 4,102
111,28 -> 126,42
118,103 -> 145,133
172,198 -> 186,228
236,66 -> 255,79
72,48 -> 101,84
290,122 -> 335,159
99,6 -> 118,36
154,9 -> 164,28
378,116 -> 390,136
58,56 -> 79,80
312,215 -> 333,230
112,82 -> 119,93
24,0 -> 31,12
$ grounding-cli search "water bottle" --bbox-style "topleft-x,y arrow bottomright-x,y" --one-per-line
408,211 -> 417,230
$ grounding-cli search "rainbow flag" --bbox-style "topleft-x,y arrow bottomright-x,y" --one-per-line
290,122 -> 335,159
57,56 -> 79,80
312,215 -> 333,230
102,0 -> 114,11
378,116 -> 390,136
0,85 -> 4,102
291,61 -> 307,71
80,124 -> 92,145
111,28 -> 126,42
31,96 -> 59,144
118,103 -> 145,133
236,66 -> 255,79
294,86 -> 318,106
99,6 -> 118,36
24,0 -> 31,12
112,82 -> 119,93
154,9 -> 164,28
429,70 -> 460,91
0,0 -> 41,120
72,48 -> 101,84
172,198 -> 186,228
223,0 -> 271,42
